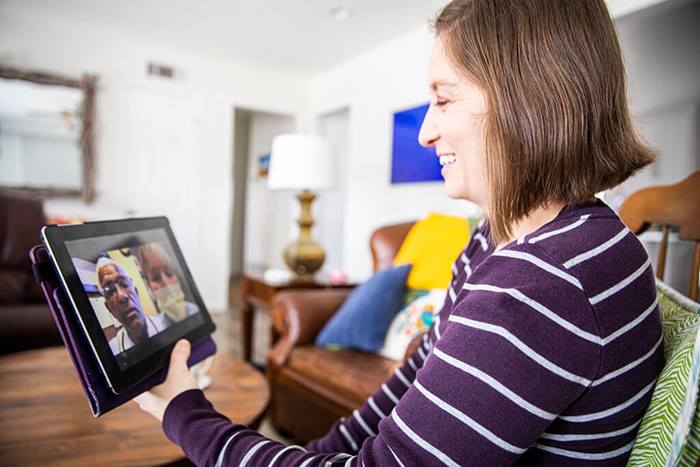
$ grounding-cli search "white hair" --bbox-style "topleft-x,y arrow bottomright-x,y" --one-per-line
95,257 -> 126,290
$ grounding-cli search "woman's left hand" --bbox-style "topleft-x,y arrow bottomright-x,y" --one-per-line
134,339 -> 199,422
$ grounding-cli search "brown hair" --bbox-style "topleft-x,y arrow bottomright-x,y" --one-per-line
434,0 -> 655,243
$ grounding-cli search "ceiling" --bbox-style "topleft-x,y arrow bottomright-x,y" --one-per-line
3,0 -> 449,75
1,0 -> 669,75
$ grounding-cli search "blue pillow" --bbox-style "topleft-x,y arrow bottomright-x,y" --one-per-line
316,264 -> 411,353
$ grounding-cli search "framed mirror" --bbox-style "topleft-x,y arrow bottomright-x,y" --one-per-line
0,65 -> 97,202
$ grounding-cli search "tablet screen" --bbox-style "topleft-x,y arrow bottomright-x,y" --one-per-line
65,228 -> 205,370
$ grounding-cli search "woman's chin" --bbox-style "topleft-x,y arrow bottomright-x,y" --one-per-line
443,183 -> 466,200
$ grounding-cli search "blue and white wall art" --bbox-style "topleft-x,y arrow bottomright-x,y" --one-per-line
390,103 -> 443,184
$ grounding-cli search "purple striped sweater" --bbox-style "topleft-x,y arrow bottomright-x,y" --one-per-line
162,200 -> 663,466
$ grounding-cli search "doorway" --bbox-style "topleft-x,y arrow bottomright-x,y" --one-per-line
229,107 -> 295,302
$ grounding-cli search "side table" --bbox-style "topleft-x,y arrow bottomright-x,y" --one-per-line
239,266 -> 354,362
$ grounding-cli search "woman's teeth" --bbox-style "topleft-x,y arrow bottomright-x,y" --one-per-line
439,154 -> 457,166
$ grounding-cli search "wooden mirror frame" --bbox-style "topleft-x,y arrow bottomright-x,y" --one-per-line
0,65 -> 97,203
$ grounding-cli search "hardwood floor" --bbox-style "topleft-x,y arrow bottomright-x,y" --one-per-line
208,279 -> 294,445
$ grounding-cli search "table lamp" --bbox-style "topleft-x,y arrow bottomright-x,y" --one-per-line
267,133 -> 334,276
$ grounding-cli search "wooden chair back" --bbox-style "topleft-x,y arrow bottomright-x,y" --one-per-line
619,171 -> 700,301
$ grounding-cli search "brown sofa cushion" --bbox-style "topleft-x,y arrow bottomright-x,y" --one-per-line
285,346 -> 396,404
0,194 -> 46,305
0,303 -> 60,355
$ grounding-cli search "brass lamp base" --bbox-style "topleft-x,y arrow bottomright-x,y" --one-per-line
283,238 -> 325,276
284,189 -> 326,276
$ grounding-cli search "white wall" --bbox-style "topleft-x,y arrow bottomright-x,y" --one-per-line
306,25 -> 482,281
316,108 -> 350,274
2,0 -> 688,296
0,4 -> 307,311
239,109 -> 346,275
304,0 -> 692,281
609,0 -> 700,205
243,112 -> 296,270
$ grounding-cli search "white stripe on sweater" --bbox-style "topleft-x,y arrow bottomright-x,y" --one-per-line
540,419 -> 641,442
473,232 -> 489,251
602,298 -> 658,345
448,286 -> 457,303
414,380 -> 527,454
462,283 -> 601,345
269,445 -> 306,467
387,444 -> 406,467
391,410 -> 460,467
353,409 -> 376,437
382,384 -> 400,404
560,380 -> 656,422
368,396 -> 386,419
528,215 -> 591,244
449,315 -> 592,386
564,228 -> 630,269
300,455 -> 318,467
493,249 -> 583,290
589,258 -> 651,305
395,368 -> 412,389
322,453 -> 353,466
422,335 -> 433,352
240,440 -> 270,467
534,440 -> 633,460
407,357 -> 418,372
214,432 -> 243,467
592,335 -> 662,386
433,348 -> 557,420
339,420 -> 359,452
461,253 -> 473,277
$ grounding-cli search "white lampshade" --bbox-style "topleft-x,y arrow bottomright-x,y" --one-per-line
267,134 -> 334,190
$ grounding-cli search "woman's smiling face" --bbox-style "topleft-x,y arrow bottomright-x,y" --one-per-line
418,37 -> 490,209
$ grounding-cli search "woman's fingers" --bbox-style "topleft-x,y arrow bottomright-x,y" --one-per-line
169,339 -> 191,376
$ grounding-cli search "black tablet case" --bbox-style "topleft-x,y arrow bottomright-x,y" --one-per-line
29,244 -> 216,417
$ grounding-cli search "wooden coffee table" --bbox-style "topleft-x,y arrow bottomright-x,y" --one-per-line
0,347 -> 269,466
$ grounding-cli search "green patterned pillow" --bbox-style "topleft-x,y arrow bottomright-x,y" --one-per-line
628,280 -> 700,466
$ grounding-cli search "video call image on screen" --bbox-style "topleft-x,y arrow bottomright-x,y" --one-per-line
65,232 -> 201,369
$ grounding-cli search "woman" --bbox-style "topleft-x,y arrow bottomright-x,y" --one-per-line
136,0 -> 663,464
137,243 -> 199,324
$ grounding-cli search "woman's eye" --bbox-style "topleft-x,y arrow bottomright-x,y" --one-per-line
434,100 -> 449,108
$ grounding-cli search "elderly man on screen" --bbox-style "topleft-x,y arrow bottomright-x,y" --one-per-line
96,257 -> 162,354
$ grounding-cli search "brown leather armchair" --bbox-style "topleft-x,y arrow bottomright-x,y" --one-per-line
0,194 -> 61,354
266,221 -> 415,442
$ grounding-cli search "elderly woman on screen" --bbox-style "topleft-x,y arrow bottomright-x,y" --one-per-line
137,243 -> 199,325
136,0 -> 663,465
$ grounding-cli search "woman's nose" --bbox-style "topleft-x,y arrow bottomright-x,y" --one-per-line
418,106 -> 438,148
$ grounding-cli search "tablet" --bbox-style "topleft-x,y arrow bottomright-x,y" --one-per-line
41,217 -> 216,394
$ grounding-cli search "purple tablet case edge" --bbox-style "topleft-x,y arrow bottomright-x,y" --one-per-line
29,244 -> 216,417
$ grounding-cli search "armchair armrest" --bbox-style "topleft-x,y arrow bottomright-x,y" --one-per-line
268,289 -> 351,367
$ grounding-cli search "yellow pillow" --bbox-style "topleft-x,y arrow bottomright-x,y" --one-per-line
392,213 -> 470,289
